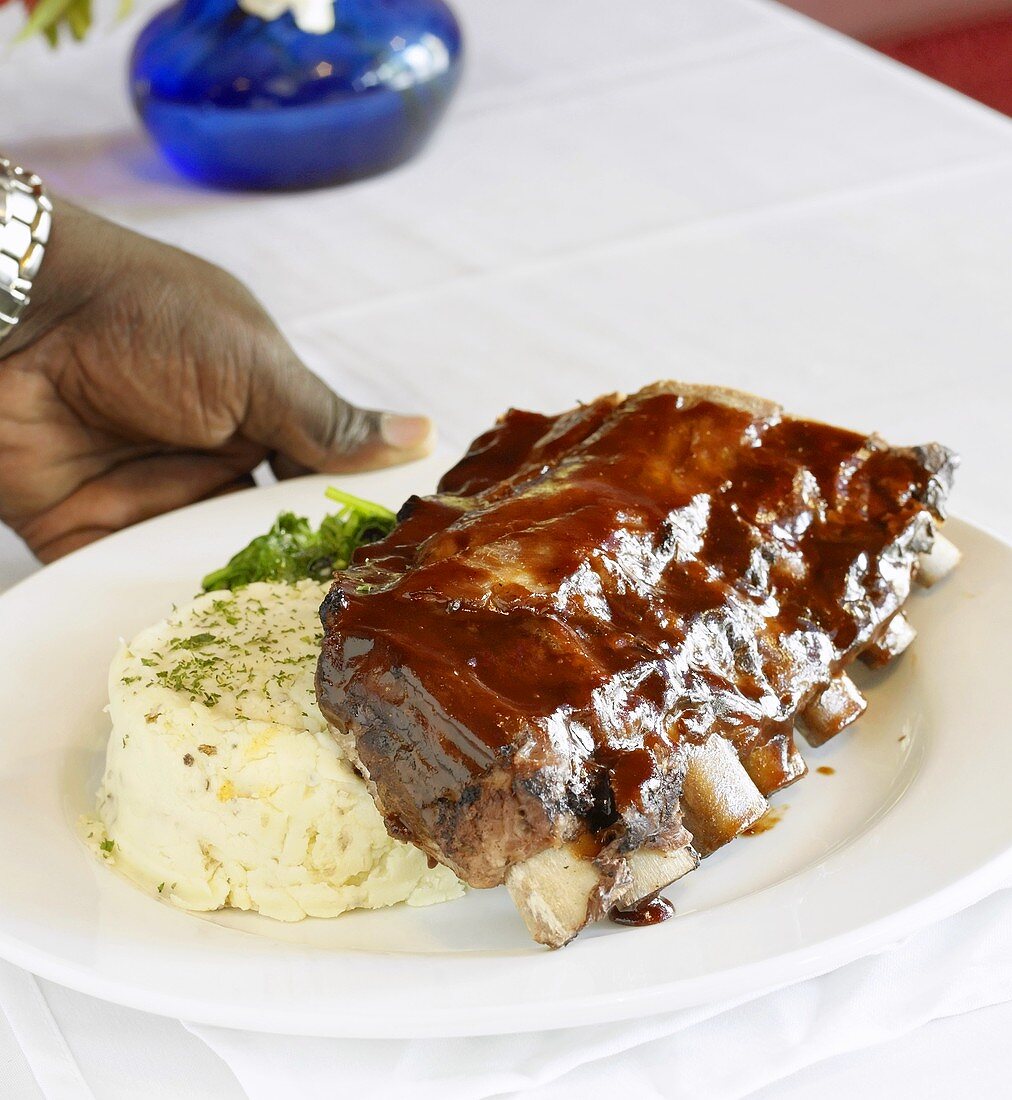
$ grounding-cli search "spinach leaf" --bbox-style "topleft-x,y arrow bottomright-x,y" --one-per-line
201,488 -> 396,592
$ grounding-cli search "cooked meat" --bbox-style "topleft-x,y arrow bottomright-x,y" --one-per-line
316,383 -> 958,946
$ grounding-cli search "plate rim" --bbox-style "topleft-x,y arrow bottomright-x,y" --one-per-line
0,849 -> 1007,1037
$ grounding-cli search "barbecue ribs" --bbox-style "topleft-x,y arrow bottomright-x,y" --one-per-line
316,383 -> 958,946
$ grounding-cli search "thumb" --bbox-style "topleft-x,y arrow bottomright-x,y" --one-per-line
242,352 -> 434,476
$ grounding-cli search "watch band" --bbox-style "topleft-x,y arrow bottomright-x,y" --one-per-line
0,157 -> 52,344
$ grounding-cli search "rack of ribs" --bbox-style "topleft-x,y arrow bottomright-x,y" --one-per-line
316,383 -> 958,947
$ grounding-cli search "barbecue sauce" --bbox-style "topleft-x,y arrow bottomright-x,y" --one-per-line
743,805 -> 787,836
609,894 -> 675,927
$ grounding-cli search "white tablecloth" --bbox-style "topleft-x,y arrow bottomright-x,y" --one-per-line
1,0 -> 1011,1095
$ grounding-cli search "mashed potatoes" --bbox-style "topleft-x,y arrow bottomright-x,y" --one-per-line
87,580 -> 462,920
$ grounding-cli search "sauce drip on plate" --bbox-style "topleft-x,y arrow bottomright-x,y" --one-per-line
609,894 -> 675,927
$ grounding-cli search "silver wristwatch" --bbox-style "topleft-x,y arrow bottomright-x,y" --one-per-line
0,157 -> 52,344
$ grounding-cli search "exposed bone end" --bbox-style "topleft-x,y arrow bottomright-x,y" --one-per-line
745,733 -> 807,796
505,847 -> 600,949
681,734 -> 768,855
916,532 -> 960,587
798,673 -> 867,747
505,844 -> 698,949
625,846 -> 699,901
860,612 -> 917,669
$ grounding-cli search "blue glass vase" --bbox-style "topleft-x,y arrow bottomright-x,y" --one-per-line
130,0 -> 463,190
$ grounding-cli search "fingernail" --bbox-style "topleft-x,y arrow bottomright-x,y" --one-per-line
381,413 -> 434,451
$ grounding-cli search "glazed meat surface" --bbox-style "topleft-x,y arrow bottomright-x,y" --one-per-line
316,383 -> 957,946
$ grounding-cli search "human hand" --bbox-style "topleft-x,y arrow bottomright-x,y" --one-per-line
0,202 -> 432,561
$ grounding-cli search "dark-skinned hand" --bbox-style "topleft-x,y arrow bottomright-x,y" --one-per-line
0,202 -> 431,562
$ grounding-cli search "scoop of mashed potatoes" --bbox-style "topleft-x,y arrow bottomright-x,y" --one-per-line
87,580 -> 462,920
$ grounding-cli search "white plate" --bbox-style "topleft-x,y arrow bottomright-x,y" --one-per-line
0,456 -> 1008,1038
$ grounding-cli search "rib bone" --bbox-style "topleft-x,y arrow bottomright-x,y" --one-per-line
625,846 -> 699,901
505,847 -> 601,948
745,734 -> 807,796
799,674 -> 867,746
505,844 -> 698,948
916,531 -> 960,587
681,734 -> 768,855
861,612 -> 917,669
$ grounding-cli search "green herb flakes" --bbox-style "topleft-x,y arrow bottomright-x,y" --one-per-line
169,633 -> 219,651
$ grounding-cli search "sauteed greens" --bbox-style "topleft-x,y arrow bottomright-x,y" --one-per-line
201,487 -> 396,592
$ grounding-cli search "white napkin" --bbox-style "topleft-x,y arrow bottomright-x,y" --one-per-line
187,885 -> 1012,1100
0,964 -> 88,1100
